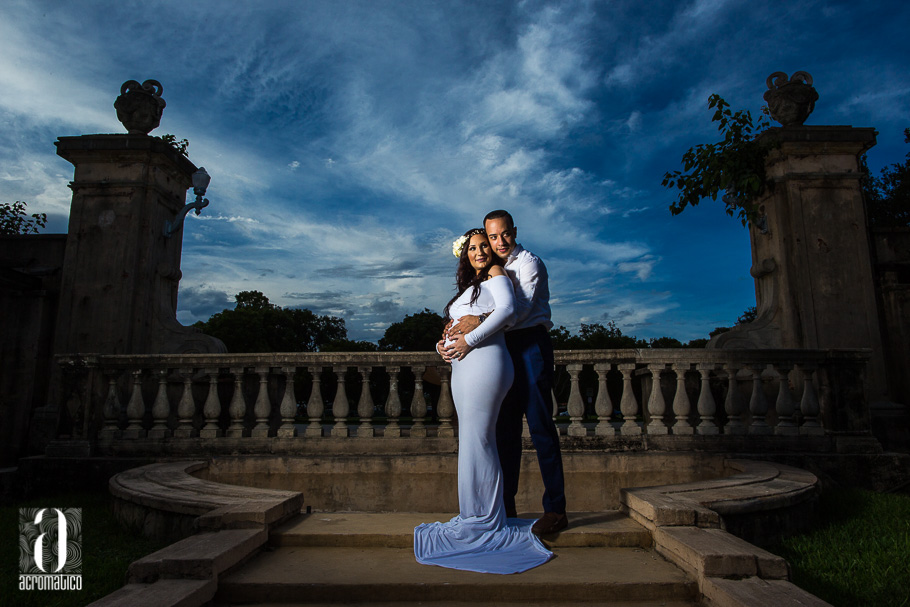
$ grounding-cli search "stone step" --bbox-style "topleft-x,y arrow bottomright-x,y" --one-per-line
220,601 -> 700,607
216,545 -> 698,605
271,511 -> 652,549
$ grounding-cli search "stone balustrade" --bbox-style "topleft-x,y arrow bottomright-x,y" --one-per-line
53,348 -> 871,455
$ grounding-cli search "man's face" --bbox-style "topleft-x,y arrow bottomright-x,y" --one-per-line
484,217 -> 517,260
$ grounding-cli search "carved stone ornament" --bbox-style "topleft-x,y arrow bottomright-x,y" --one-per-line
763,71 -> 818,127
114,79 -> 166,135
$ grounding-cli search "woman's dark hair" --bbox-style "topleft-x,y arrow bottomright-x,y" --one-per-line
443,228 -> 504,320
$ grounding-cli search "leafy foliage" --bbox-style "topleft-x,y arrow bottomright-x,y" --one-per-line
549,321 -> 704,349
159,133 -> 189,157
192,290 -> 347,352
736,306 -> 758,325
379,308 -> 446,351
864,127 -> 910,227
704,305 -> 759,341
322,338 -> 379,352
662,94 -> 775,226
0,200 -> 47,235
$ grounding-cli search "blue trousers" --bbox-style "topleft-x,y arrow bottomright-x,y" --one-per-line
496,326 -> 566,515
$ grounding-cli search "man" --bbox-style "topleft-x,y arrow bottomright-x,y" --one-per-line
443,210 -> 568,536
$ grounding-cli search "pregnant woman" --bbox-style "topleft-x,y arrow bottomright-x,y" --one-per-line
413,228 -> 552,574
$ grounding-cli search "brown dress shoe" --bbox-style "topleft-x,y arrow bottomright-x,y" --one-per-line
532,512 -> 568,536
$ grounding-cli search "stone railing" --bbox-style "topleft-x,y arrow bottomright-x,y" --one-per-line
53,348 -> 872,456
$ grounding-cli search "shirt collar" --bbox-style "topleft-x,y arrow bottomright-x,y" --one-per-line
505,243 -> 523,265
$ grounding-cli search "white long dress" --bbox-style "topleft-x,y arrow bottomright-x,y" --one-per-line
414,274 -> 553,574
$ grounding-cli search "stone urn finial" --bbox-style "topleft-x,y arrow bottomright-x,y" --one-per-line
763,71 -> 818,127
114,79 -> 166,135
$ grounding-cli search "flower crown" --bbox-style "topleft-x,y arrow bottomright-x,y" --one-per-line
452,228 -> 485,258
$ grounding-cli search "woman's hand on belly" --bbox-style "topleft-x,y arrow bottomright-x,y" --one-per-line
447,333 -> 473,361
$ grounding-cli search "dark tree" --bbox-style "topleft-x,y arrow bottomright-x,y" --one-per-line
736,306 -> 758,325
0,201 -> 47,235
322,339 -> 379,352
864,128 -> 910,227
662,95 -> 774,226
379,309 -> 446,351
578,322 -> 646,349
234,290 -> 275,310
193,291 -> 347,352
648,336 -> 684,348
549,326 -> 585,350
548,322 -> 646,350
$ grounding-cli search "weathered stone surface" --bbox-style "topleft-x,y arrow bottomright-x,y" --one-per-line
53,135 -> 225,358
198,450 -> 728,513
217,545 -> 696,604
85,578 -> 214,607
702,576 -> 833,607
109,460 -> 302,540
654,526 -> 788,579
271,510 -> 651,549
763,71 -> 818,127
713,126 -> 889,411
114,80 -> 166,135
621,459 -> 817,542
128,528 -> 266,583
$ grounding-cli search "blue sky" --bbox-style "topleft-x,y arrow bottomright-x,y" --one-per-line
1,0 -> 908,343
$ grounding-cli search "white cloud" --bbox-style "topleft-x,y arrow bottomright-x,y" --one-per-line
2,0 -> 903,344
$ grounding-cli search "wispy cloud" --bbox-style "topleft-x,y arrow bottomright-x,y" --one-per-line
2,0 -> 908,342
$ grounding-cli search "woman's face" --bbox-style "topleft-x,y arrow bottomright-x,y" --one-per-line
466,233 -> 492,273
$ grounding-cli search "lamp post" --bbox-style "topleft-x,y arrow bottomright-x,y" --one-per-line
164,167 -> 211,237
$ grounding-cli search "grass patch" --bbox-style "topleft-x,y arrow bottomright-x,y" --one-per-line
769,487 -> 910,607
1,489 -> 172,607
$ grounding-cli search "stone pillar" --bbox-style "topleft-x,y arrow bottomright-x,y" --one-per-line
31,134 -> 225,454
53,134 -> 225,355
712,126 -> 888,404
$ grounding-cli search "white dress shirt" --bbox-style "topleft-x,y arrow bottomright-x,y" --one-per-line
503,244 -> 553,331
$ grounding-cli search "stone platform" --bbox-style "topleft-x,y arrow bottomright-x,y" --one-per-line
87,458 -> 833,606
216,511 -> 698,606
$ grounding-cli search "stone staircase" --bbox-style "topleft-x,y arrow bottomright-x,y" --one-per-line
91,459 -> 833,607
211,511 -> 702,606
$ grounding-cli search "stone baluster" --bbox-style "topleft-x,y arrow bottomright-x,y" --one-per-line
436,365 -> 456,437
148,368 -> 171,440
774,363 -> 798,436
123,369 -> 146,439
100,370 -> 122,442
411,365 -> 428,437
566,364 -> 586,437
671,363 -> 693,435
277,366 -> 297,438
696,363 -> 719,435
252,367 -> 272,438
646,363 -> 668,435
226,367 -> 249,438
723,364 -> 746,434
200,368 -> 222,438
331,366 -> 350,437
305,366 -> 324,437
174,368 -> 196,438
748,363 -> 772,435
799,363 -> 823,435
385,366 -> 402,438
593,363 -> 615,436
618,363 -> 641,435
357,366 -> 375,438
